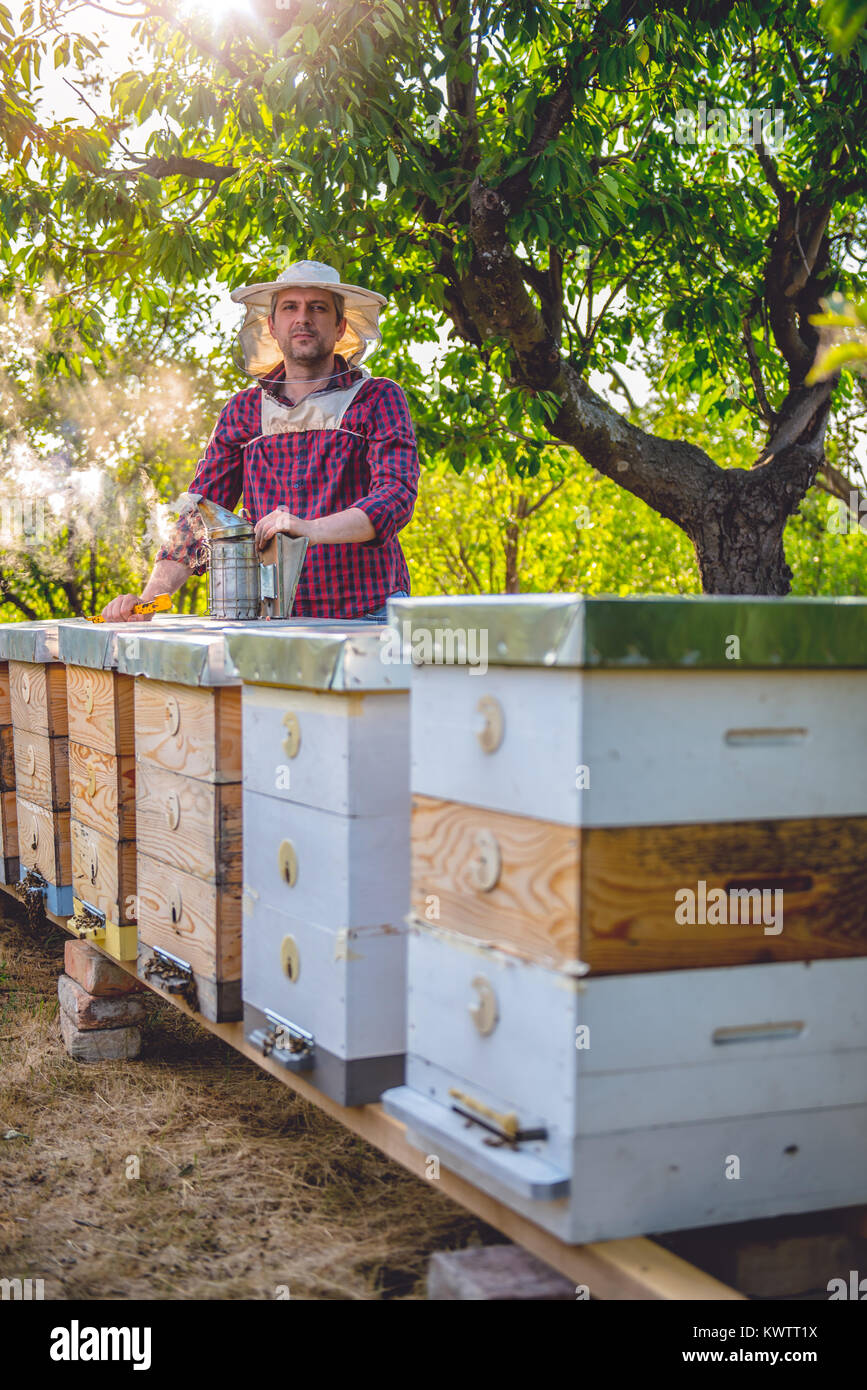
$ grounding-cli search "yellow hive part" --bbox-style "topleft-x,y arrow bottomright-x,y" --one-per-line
104,922 -> 138,962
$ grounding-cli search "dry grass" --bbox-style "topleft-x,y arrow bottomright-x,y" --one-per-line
0,899 -> 502,1300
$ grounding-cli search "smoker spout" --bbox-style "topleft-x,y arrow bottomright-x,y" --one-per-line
184,492 -> 254,539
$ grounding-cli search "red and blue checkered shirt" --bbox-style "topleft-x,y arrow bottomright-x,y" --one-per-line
156,355 -> 419,619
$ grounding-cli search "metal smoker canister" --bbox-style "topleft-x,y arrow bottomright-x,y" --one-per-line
187,493 -> 308,621
207,528 -> 261,621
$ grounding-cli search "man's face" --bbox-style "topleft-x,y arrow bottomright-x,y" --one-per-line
267,288 -> 345,366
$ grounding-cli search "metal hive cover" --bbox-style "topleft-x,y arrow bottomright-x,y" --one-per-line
56,616 -> 212,670
387,595 -> 867,669
225,621 -> 411,691
0,618 -> 91,664
114,626 -> 243,686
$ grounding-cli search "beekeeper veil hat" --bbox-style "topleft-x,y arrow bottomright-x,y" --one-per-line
230,259 -> 387,377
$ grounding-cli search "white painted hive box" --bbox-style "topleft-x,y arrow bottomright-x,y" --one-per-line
225,623 -> 410,1105
384,923 -> 867,1242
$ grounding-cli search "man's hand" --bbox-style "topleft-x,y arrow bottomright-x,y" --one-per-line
100,559 -> 193,623
253,506 -> 376,549
99,593 -> 153,624
254,507 -> 313,549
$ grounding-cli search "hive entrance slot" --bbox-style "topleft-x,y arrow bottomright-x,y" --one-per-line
142,946 -> 199,1011
69,899 -> 106,944
724,727 -> 808,747
723,876 -> 813,895
16,868 -> 47,928
253,1009 -> 315,1072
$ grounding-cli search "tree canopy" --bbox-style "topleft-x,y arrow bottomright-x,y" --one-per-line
1,0 -> 867,602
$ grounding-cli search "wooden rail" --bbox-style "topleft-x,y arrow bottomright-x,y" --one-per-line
1,881 -> 743,1302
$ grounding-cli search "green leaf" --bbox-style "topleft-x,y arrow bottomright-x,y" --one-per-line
387,147 -> 400,184
807,340 -> 867,381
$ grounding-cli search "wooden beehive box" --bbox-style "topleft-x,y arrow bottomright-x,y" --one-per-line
55,622 -> 157,960
390,594 -> 867,974
384,923 -> 867,1243
117,626 -> 243,1020
224,623 -> 410,1105
1,621 -> 91,915
0,625 -> 21,884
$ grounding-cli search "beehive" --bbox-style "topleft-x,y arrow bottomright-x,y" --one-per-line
0,625 -> 21,884
383,594 -> 867,1240
389,594 -> 867,973
117,627 -> 243,1020
1,621 -> 87,915
224,623 -> 410,1105
56,622 -> 152,960
386,925 -> 867,1241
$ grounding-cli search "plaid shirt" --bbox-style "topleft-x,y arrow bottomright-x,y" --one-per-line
156,355 -> 419,619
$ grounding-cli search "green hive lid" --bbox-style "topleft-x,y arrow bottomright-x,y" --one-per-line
386,595 -> 867,668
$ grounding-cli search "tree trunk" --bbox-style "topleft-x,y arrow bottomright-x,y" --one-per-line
446,168 -> 839,597
503,493 -> 527,593
692,516 -> 793,595
687,468 -> 795,595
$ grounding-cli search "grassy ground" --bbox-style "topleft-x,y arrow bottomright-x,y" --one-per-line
0,898 -> 501,1300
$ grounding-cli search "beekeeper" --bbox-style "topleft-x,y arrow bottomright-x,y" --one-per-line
101,259 -> 419,622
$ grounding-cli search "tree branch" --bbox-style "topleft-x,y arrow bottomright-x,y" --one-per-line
816,457 -> 867,523
499,66 -> 577,209
0,576 -> 39,621
755,140 -> 788,204
741,312 -> 776,425
116,155 -> 238,182
457,177 -> 723,528
522,476 -> 566,517
754,380 -> 833,468
445,0 -> 479,169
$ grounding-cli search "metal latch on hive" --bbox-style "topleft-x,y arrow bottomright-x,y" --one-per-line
248,1008 -> 314,1073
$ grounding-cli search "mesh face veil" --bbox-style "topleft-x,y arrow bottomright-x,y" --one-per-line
229,260 -> 387,377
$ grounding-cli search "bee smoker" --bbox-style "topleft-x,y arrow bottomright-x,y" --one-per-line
186,493 -> 308,621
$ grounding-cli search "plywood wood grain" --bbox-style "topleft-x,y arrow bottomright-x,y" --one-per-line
411,796 -> 579,962
9,660 -> 68,737
135,763 -> 241,884
71,818 -> 137,924
134,680 -> 241,783
0,788 -> 18,867
12,728 -> 69,810
412,797 -> 867,973
582,816 -> 867,973
16,796 -> 71,883
68,742 -> 136,840
0,663 -> 11,726
136,850 -> 240,982
66,666 -> 135,756
0,725 -> 15,791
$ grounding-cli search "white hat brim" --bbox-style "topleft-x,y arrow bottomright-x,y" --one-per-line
230,279 -> 386,310
231,279 -> 387,376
